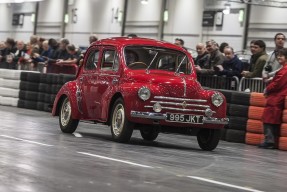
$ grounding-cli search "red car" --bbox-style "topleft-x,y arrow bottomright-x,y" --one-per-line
52,37 -> 228,151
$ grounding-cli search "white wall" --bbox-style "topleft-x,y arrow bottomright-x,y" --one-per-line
202,0 -> 246,52
1,0 -> 287,51
126,0 -> 162,39
65,0 -> 124,47
248,5 -> 287,51
36,0 -> 64,40
0,4 -> 12,41
163,0 -> 204,49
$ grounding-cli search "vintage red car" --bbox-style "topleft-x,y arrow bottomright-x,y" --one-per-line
52,37 -> 228,151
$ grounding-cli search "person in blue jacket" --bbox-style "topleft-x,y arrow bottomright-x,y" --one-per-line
214,46 -> 243,78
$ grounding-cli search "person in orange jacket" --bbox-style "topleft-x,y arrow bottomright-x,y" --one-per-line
259,48 -> 287,149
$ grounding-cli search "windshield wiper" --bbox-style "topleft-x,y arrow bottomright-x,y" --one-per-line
174,55 -> 187,75
145,52 -> 159,74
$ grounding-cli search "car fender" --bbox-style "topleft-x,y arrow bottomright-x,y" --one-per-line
52,81 -> 82,119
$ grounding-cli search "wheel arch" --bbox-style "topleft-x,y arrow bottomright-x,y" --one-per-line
54,94 -> 68,116
107,92 -> 123,126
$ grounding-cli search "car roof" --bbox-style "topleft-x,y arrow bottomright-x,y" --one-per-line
92,37 -> 185,51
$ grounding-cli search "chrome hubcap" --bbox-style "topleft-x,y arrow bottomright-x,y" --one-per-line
112,104 -> 125,136
61,99 -> 71,127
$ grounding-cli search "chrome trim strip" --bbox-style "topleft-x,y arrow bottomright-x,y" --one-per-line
150,101 -> 209,108
203,117 -> 229,125
182,77 -> 187,97
144,106 -> 206,112
130,111 -> 166,120
154,96 -> 207,103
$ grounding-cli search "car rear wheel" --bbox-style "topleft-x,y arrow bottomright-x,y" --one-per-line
59,97 -> 79,133
111,98 -> 134,143
197,128 -> 221,151
140,127 -> 159,141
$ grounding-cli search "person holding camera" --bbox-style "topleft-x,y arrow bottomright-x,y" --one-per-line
262,33 -> 285,83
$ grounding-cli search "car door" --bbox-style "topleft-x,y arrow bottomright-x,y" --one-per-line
94,47 -> 120,121
79,46 -> 101,119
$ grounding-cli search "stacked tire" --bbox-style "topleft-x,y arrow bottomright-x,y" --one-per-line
18,73 -> 75,112
222,91 -> 249,143
0,69 -> 22,107
245,93 -> 266,146
279,98 -> 287,151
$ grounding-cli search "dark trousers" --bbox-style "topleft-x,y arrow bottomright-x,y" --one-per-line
263,123 -> 280,145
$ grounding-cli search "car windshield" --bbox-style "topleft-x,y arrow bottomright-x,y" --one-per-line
124,46 -> 191,74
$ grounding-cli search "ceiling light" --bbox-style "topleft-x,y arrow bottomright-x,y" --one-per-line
223,3 -> 231,14
141,0 -> 148,5
0,0 -> 44,3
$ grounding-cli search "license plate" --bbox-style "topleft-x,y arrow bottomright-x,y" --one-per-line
166,113 -> 203,124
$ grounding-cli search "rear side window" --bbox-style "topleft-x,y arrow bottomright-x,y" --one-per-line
101,50 -> 119,71
85,49 -> 99,70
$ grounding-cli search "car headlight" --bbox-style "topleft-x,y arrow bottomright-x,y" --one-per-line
211,92 -> 224,107
138,87 -> 151,101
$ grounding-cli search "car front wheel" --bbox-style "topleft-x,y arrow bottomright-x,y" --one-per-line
59,97 -> 79,133
111,98 -> 134,143
197,128 -> 221,151
140,127 -> 159,141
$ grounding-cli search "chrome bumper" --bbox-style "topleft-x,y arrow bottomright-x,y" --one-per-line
130,111 -> 229,125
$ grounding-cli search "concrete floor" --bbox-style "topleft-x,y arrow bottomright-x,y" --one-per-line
0,106 -> 287,192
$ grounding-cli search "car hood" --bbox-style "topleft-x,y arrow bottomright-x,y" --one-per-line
126,70 -> 202,98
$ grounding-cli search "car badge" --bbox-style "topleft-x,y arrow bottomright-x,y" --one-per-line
182,101 -> 187,109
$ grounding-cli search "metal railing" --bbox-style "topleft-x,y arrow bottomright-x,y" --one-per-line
197,74 -> 240,91
197,74 -> 266,93
238,77 -> 265,93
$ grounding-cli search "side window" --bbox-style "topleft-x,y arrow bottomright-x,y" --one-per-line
85,50 -> 99,70
101,50 -> 119,71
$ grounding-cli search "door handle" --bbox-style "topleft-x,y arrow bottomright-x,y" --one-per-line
112,78 -> 119,84
79,77 -> 83,83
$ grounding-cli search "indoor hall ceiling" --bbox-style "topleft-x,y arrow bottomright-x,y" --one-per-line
219,0 -> 287,8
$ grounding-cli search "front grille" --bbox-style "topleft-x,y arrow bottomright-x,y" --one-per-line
144,96 -> 209,113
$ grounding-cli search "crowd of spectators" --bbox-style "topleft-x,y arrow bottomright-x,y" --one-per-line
0,34 -> 98,73
187,33 -> 286,82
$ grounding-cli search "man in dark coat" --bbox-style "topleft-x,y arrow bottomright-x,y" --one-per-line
194,43 -> 209,68
195,40 -> 225,75
215,46 -> 243,78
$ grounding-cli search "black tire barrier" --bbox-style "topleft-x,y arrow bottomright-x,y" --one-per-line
19,90 -> 39,101
20,71 -> 30,81
38,83 -> 48,93
51,84 -> 62,94
18,99 -> 38,110
227,116 -> 248,131
37,92 -> 46,102
40,73 -> 47,84
225,129 -> 246,143
230,92 -> 250,106
218,89 -> 233,104
46,73 -> 58,84
228,104 -> 249,117
27,72 -> 41,82
20,81 -> 40,92
36,102 -> 45,111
